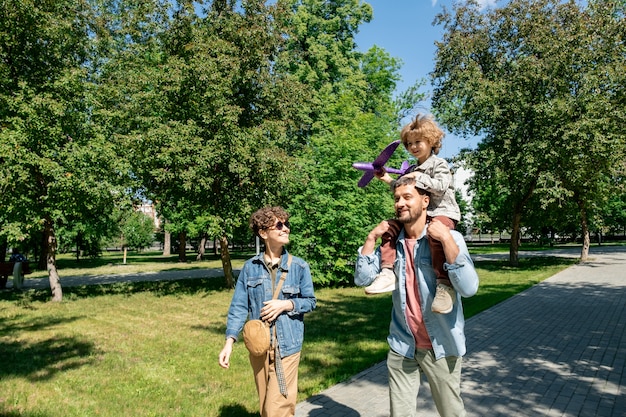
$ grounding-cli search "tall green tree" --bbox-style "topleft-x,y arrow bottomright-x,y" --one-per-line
94,0 -> 312,287
432,0 -> 626,265
279,0 -> 426,284
119,211 -> 155,250
552,0 -> 626,258
0,0 -> 122,301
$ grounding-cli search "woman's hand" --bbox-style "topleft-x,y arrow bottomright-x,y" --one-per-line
218,338 -> 235,369
260,299 -> 294,322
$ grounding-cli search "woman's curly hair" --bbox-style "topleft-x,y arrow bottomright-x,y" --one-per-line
249,206 -> 290,238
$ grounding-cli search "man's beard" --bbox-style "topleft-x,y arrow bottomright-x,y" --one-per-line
396,208 -> 423,224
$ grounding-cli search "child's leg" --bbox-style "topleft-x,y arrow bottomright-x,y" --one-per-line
380,219 -> 402,269
365,219 -> 402,295
429,216 -> 457,313
428,216 -> 456,285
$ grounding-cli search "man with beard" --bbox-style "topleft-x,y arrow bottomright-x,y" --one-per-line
354,175 -> 479,417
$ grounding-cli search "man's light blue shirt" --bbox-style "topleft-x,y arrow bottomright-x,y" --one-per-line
355,227 -> 479,360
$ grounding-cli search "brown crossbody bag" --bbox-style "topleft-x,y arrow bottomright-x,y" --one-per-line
242,254 -> 292,356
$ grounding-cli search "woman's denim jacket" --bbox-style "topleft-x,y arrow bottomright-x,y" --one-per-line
354,227 -> 479,360
225,250 -> 316,358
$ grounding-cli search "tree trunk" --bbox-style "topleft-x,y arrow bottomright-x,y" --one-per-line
178,232 -> 187,262
509,210 -> 522,267
163,230 -> 171,256
579,200 -> 590,262
196,234 -> 207,261
44,218 -> 63,302
75,233 -> 82,262
0,240 -> 7,262
38,231 -> 47,270
508,177 -> 537,267
220,235 -> 235,288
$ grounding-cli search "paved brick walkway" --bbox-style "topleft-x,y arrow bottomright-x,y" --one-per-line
296,246 -> 626,417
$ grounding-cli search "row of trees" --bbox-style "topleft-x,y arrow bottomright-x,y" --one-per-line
1,0 -> 422,300
432,0 -> 626,264
1,0 -> 624,301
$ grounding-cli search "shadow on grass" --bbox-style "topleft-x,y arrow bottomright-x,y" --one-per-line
52,251 -> 253,272
218,404 -> 258,417
474,256 -> 577,272
300,291 -> 393,389
0,411 -> 50,417
0,315 -> 96,382
0,278 -> 233,389
0,277 -> 232,303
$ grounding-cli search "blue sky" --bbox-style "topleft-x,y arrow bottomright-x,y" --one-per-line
355,0 -> 495,159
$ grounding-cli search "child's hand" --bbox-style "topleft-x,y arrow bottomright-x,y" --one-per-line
375,168 -> 393,184
427,219 -> 459,263
363,220 -> 401,256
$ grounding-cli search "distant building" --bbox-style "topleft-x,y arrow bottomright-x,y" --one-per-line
135,202 -> 161,230
453,166 -> 473,204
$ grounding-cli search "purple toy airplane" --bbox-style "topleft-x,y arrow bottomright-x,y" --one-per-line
352,140 -> 410,187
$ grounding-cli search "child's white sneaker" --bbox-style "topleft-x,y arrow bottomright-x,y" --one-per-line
365,268 -> 397,295
431,284 -> 455,314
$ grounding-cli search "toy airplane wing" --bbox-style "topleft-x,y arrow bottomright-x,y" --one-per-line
372,140 -> 401,169
356,171 -> 376,188
352,140 -> 405,187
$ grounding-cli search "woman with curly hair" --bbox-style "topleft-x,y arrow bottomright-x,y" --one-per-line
218,206 -> 316,417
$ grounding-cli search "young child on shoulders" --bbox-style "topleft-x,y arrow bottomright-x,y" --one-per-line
364,114 -> 461,314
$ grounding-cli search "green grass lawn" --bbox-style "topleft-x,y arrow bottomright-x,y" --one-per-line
0,251 -> 578,417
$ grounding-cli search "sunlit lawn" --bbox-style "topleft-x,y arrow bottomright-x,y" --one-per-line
0,249 -> 580,416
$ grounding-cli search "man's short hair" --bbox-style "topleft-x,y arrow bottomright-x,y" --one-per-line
393,175 -> 430,196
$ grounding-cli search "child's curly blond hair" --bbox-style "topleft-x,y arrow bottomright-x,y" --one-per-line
400,114 -> 444,155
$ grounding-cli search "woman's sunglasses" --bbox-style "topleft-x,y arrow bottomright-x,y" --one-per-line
272,220 -> 291,231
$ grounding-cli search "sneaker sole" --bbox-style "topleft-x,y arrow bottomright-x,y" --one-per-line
365,285 -> 396,295
432,306 -> 453,314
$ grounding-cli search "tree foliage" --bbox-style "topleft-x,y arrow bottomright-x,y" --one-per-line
278,0 -> 426,284
119,211 -> 155,251
432,0 -> 626,264
92,0 -> 314,286
0,0 -> 124,300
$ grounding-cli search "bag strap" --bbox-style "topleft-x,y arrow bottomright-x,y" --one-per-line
270,254 -> 292,347
271,254 -> 292,300
271,255 -> 292,398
